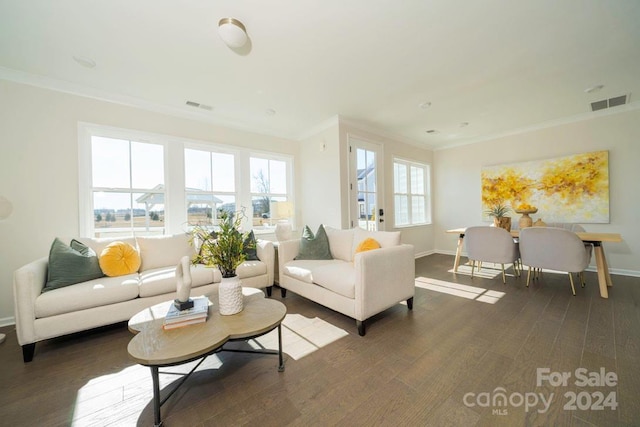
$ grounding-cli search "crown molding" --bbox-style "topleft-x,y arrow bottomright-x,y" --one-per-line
295,115 -> 340,140
335,116 -> 435,150
435,100 -> 640,151
0,66 -> 298,142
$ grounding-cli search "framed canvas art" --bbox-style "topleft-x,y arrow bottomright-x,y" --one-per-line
481,151 -> 609,223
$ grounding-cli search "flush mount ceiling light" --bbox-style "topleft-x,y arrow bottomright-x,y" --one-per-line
218,18 -> 248,48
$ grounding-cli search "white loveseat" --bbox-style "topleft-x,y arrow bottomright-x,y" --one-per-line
13,233 -> 274,362
277,226 -> 415,335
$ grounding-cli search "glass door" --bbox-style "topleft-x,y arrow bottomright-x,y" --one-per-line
349,137 -> 384,231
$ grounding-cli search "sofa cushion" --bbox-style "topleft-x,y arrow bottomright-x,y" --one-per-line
282,259 -> 345,284
324,226 -> 355,261
139,264 -> 216,298
35,274 -> 140,318
295,225 -> 332,260
137,234 -> 195,271
44,238 -> 105,292
75,236 -> 138,258
310,262 -> 356,299
243,231 -> 260,261
99,241 -> 141,277
352,228 -> 401,257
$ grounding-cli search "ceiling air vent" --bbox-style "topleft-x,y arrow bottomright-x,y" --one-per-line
591,94 -> 630,112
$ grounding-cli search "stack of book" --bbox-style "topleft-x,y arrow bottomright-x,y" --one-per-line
163,297 -> 209,330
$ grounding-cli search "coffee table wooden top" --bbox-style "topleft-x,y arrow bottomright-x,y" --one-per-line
127,288 -> 286,366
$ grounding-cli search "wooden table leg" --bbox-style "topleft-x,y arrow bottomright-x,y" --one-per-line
453,233 -> 465,273
593,242 -> 610,298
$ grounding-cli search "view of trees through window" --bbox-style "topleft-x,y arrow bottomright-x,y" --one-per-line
185,148 -> 236,226
250,157 -> 289,227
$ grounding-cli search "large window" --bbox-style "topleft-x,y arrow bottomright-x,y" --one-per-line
185,148 -> 236,226
250,156 -> 293,227
79,124 -> 294,237
393,158 -> 431,227
90,136 -> 166,237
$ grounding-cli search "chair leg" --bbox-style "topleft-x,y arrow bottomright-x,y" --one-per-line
501,264 -> 506,284
526,266 -> 532,287
568,273 -> 576,296
580,271 -> 586,288
266,286 -> 273,297
407,297 -> 414,310
280,288 -> 287,298
470,260 -> 475,278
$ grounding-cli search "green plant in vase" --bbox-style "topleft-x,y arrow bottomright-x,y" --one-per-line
191,209 -> 254,315
485,202 -> 512,231
191,209 -> 252,277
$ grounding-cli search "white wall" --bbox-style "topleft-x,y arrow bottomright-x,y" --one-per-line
434,108 -> 640,275
298,120 -> 342,230
0,80 -> 298,323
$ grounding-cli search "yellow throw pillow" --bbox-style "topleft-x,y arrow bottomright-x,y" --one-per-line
99,241 -> 141,277
355,238 -> 381,254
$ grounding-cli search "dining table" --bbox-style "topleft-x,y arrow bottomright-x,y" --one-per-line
446,227 -> 623,299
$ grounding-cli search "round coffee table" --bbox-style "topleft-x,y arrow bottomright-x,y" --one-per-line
128,288 -> 286,426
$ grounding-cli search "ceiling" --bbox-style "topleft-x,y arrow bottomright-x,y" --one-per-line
1,1 -> 639,149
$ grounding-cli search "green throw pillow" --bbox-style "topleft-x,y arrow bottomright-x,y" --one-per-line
44,238 -> 105,292
295,225 -> 333,260
244,230 -> 259,261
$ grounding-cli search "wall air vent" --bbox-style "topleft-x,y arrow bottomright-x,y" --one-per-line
591,94 -> 630,112
185,101 -> 213,111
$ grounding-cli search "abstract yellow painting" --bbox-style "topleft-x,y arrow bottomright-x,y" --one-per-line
481,151 -> 609,223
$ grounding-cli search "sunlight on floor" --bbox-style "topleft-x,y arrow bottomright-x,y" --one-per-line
71,314 -> 347,425
446,262 -> 520,279
251,313 -> 349,360
415,277 -> 505,304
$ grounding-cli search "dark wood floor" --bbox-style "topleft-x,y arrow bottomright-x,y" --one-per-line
1,253 -> 639,426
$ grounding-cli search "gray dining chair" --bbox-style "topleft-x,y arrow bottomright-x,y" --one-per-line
465,226 -> 520,284
519,227 -> 592,295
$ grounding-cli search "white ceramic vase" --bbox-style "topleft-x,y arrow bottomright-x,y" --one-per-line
218,275 -> 243,315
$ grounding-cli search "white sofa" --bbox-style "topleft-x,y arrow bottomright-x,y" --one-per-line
277,226 -> 415,335
13,233 -> 274,362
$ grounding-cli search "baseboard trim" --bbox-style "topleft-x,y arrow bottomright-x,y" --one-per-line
415,250 -> 435,259
0,316 -> 16,328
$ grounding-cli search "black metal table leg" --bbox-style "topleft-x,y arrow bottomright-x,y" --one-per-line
278,324 -> 285,372
151,366 -> 163,427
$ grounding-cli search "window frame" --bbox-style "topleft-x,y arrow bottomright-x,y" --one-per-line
248,151 -> 295,232
78,122 -> 295,238
393,157 -> 431,228
183,143 -> 240,227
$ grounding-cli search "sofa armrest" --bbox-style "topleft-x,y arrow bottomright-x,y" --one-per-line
13,257 -> 48,346
354,244 -> 415,320
256,239 -> 275,286
277,239 -> 300,276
